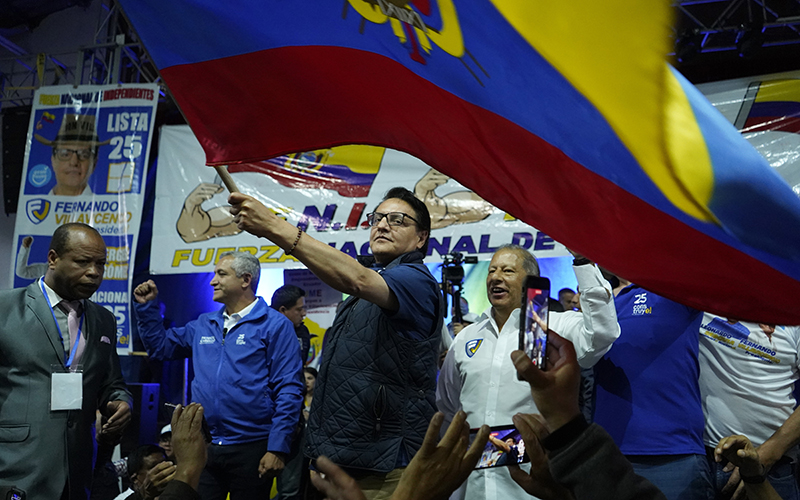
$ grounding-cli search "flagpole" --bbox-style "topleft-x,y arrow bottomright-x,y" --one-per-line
213,165 -> 239,193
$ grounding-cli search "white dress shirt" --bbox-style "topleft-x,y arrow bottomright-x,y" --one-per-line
437,263 -> 619,500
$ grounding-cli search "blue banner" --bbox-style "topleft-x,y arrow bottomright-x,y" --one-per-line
11,84 -> 159,353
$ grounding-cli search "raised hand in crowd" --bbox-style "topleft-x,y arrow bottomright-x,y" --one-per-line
391,411 -> 489,500
512,330 -> 582,432
133,279 -> 159,303
512,331 -> 667,500
170,403 -> 208,491
311,410 -> 489,500
715,435 -> 782,500
508,413 -> 574,500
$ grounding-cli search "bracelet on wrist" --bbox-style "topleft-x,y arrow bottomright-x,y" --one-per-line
285,227 -> 303,256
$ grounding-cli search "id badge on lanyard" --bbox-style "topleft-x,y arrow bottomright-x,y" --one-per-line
51,365 -> 83,410
40,280 -> 84,410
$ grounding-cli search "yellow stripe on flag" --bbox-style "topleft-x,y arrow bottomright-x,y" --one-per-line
491,0 -> 716,222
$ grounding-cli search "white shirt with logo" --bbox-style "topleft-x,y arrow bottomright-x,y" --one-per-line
436,264 -> 619,500
699,313 -> 800,448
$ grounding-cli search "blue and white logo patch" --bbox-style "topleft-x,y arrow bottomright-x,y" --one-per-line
26,198 -> 51,224
466,338 -> 483,358
28,164 -> 52,187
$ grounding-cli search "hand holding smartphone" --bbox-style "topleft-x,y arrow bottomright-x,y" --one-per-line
470,425 -> 530,469
519,276 -> 550,377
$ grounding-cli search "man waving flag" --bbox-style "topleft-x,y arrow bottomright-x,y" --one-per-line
120,0 -> 800,324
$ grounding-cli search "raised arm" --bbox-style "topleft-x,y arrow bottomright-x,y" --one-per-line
550,261 -> 620,368
132,280 -> 194,360
228,193 -> 397,310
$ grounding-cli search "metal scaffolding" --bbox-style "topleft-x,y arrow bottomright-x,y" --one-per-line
0,0 -> 163,108
674,0 -> 800,59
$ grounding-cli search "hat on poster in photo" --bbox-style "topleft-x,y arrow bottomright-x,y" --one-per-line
34,114 -> 111,147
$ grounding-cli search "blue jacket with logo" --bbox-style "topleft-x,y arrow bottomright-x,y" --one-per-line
134,297 -> 304,452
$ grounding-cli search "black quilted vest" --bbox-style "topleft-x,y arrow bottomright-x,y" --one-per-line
304,251 -> 442,472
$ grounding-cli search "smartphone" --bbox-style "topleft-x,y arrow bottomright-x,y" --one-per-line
470,424 -> 530,469
519,276 -> 550,373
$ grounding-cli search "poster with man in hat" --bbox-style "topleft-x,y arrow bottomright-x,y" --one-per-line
11,84 -> 159,353
34,113 -> 111,196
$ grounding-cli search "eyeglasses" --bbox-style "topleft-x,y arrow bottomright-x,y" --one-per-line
366,211 -> 419,227
54,148 -> 95,161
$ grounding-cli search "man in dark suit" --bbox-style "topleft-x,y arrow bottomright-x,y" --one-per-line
0,222 -> 132,500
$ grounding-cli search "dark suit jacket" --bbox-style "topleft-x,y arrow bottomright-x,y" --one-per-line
0,282 -> 132,500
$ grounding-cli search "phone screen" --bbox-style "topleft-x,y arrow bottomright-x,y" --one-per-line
520,276 -> 550,370
470,424 -> 529,469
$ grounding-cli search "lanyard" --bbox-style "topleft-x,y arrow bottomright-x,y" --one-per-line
40,280 -> 84,368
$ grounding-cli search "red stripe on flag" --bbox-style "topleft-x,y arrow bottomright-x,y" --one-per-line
162,46 -> 800,324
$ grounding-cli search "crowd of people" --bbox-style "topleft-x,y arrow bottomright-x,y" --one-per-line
0,186 -> 797,500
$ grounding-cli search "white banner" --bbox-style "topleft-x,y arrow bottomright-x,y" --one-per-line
698,70 -> 800,196
11,84 -> 159,353
151,125 -> 568,274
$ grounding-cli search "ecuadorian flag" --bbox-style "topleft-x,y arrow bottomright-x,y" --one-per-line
120,1 -> 800,324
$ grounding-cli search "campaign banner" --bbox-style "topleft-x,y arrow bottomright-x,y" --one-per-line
698,71 -> 800,197
151,125 -> 568,274
11,84 -> 159,353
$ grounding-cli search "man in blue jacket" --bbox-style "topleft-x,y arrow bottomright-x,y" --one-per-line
133,251 -> 304,500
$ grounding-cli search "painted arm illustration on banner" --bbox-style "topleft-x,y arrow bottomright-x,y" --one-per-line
176,183 -> 242,243
16,236 -> 49,279
414,169 -> 494,229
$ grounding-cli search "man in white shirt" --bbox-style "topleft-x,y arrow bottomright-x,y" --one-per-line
699,314 -> 800,499
436,244 -> 619,500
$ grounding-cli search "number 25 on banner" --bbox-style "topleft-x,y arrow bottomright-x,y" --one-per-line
104,304 -> 126,326
108,135 -> 142,160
